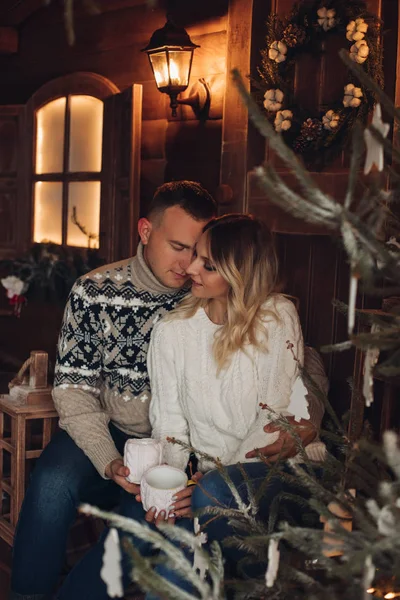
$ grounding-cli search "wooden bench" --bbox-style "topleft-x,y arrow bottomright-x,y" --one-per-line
0,351 -> 58,545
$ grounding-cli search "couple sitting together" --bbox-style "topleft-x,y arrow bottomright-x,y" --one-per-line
10,181 -> 327,600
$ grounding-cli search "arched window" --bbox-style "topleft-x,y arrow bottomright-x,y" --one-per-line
28,73 -> 120,250
25,72 -> 142,261
34,94 -> 104,247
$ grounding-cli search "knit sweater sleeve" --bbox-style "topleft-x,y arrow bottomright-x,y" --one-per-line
230,299 -> 304,464
148,321 -> 190,472
52,280 -> 121,477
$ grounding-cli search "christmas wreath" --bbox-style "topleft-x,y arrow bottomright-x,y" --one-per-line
258,0 -> 384,168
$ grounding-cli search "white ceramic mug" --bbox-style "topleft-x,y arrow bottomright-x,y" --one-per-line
141,465 -> 188,517
123,438 -> 163,484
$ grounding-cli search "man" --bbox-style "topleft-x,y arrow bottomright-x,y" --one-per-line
10,181 -> 321,600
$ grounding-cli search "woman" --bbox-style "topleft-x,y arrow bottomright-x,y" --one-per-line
148,213 -> 304,472
147,214 -> 320,586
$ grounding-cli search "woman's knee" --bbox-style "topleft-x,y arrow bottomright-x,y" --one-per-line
192,469 -> 231,512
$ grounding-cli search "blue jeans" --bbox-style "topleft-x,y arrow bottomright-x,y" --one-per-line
10,423 -> 130,600
56,463 -> 316,599
57,492 -> 196,600
10,424 -> 197,600
191,462 -> 321,580
11,426 -> 319,599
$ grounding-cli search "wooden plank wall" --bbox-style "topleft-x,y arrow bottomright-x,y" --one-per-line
247,0 -> 399,426
0,0 -> 228,383
0,0 -> 228,209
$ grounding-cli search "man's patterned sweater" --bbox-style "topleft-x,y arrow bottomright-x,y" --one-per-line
53,244 -> 187,477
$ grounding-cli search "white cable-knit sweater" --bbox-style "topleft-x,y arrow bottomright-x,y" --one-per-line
148,294 -> 318,473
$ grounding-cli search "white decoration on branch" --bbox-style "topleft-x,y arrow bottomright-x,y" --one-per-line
317,7 -> 336,31
343,83 -> 363,108
386,236 -> 400,251
193,517 -> 208,580
364,103 -> 390,175
377,505 -> 398,536
362,324 -> 380,408
263,88 -> 284,112
274,110 -> 293,132
350,39 -> 369,64
322,110 -> 340,131
287,376 -> 310,422
1,276 -> 28,299
346,18 -> 368,41
348,272 -> 358,336
100,528 -> 123,598
265,539 -> 280,587
268,41 -> 287,63
363,555 -> 376,590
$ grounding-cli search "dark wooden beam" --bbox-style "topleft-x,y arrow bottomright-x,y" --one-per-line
0,27 -> 18,54
217,0 -> 254,214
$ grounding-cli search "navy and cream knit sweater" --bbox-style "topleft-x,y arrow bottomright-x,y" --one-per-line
53,244 -> 187,476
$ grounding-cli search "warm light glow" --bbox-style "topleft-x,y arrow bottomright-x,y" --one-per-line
384,593 -> 400,599
153,58 -> 180,87
151,52 -> 170,88
367,589 -> 376,594
168,50 -> 191,87
68,96 -> 104,172
33,182 -> 63,244
169,58 -> 180,85
35,98 -> 66,174
150,50 -> 192,90
67,182 -> 101,248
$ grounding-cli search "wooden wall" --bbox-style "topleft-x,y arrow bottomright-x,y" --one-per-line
0,0 -> 228,207
0,0 -> 228,386
246,0 -> 399,428
0,0 -> 399,437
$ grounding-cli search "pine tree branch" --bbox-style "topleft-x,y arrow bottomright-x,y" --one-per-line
79,504 -> 216,598
338,49 -> 400,124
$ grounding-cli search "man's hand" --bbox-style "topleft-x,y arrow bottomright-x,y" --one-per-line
105,458 -> 140,495
245,417 -> 317,461
137,471 -> 203,525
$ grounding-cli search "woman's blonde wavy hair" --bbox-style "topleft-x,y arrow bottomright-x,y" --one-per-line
169,214 -> 280,371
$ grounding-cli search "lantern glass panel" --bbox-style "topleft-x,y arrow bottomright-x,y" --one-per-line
149,51 -> 170,90
167,50 -> 192,88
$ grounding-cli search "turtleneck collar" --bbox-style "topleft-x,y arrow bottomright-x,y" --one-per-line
131,242 -> 186,296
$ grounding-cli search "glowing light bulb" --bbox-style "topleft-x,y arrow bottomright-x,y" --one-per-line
169,59 -> 180,85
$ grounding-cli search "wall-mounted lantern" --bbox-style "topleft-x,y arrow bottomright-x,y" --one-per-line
142,20 -> 210,118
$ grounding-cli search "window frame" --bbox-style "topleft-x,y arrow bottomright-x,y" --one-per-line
27,72 -> 120,249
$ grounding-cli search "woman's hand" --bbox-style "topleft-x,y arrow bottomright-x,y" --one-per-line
171,471 -> 203,519
245,417 -> 317,461
137,471 -> 203,525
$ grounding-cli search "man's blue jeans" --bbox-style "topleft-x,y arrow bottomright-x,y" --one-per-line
10,423 -> 131,600
10,424 -> 197,600
11,424 -> 320,599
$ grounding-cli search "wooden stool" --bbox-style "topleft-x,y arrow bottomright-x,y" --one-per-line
0,351 -> 58,545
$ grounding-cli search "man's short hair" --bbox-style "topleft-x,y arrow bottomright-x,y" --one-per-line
147,181 -> 217,223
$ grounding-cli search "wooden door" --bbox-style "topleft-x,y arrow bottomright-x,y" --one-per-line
101,85 -> 142,263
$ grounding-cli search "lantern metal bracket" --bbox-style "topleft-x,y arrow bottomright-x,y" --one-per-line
173,78 -> 211,118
